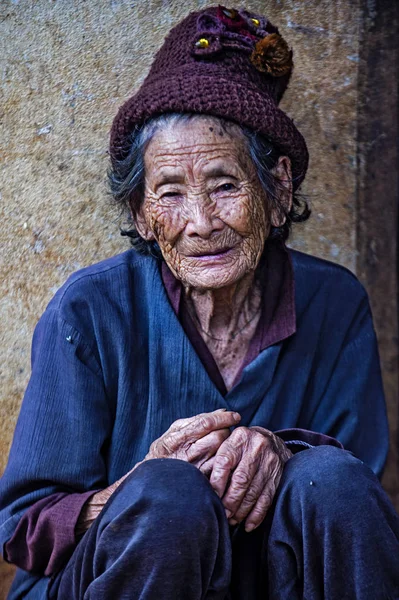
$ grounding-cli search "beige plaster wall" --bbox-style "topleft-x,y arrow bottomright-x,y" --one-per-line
1,0 -> 396,595
0,0 -> 361,462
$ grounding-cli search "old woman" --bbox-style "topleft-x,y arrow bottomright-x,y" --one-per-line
1,6 -> 399,600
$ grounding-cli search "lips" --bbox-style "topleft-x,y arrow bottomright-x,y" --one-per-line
189,247 -> 232,257
184,246 -> 237,263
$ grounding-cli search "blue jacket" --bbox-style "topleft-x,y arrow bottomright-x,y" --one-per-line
0,248 -> 388,598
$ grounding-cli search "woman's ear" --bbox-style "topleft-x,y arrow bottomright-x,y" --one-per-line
270,156 -> 293,228
130,200 -> 156,241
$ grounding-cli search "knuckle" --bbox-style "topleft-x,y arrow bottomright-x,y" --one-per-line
227,485 -> 245,501
161,435 -> 178,455
232,470 -> 251,487
222,497 -> 236,511
160,441 -> 172,455
149,438 -> 165,457
264,447 -> 281,465
149,440 -> 157,453
243,488 -> 259,505
198,415 -> 211,431
253,438 -> 266,453
261,490 -> 274,509
215,453 -> 233,468
213,457 -> 232,478
233,427 -> 249,444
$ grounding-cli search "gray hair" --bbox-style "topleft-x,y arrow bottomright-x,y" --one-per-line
108,113 -> 310,256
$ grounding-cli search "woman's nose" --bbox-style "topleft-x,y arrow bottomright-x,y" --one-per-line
184,198 -> 224,239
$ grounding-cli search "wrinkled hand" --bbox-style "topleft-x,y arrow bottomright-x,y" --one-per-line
201,426 -> 292,532
76,409 -> 240,536
144,409 -> 241,469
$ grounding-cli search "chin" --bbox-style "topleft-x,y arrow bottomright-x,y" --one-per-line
178,264 -> 249,290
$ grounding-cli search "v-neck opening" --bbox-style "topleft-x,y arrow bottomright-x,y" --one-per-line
158,240 -> 296,399
157,261 -> 228,399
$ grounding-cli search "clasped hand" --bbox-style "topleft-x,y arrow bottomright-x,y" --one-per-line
145,409 -> 292,532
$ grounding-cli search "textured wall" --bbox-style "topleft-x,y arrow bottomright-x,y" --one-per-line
0,0 -> 397,595
356,0 -> 399,511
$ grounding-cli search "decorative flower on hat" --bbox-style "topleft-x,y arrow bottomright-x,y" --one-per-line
192,5 -> 292,78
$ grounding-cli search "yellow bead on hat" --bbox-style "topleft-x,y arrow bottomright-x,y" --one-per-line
195,38 -> 209,49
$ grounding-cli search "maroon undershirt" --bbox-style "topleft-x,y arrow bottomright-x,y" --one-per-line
161,240 -> 296,395
4,241 -> 342,576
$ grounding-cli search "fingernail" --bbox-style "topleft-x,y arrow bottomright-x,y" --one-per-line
233,412 -> 241,421
229,519 -> 238,526
245,523 -> 255,532
225,509 -> 232,519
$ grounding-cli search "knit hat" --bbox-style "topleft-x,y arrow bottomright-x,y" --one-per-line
110,5 -> 309,189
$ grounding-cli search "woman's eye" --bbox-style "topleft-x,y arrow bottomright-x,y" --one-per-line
216,183 -> 236,193
161,191 -> 180,199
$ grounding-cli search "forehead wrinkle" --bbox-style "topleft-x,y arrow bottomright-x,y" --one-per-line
149,141 -> 241,163
147,146 -> 249,185
146,126 -> 246,156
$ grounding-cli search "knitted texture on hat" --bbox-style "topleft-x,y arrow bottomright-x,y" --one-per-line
110,5 -> 309,189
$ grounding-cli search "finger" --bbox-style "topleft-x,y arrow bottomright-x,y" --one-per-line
152,411 -> 240,458
170,410 -> 241,446
231,451 -> 284,522
167,415 -> 199,433
199,456 -> 215,478
244,480 -> 278,532
243,458 -> 284,531
167,409 -> 230,433
225,461 -> 266,523
209,440 -> 243,499
214,427 -> 263,514
187,428 -> 231,464
221,453 -> 260,519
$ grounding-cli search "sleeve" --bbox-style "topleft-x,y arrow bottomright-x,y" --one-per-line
275,429 -> 344,453
304,292 -> 388,478
2,491 -> 98,576
0,307 -> 113,575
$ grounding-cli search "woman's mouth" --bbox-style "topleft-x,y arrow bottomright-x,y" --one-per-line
187,247 -> 235,261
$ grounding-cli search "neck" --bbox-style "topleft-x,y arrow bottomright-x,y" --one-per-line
183,272 -> 261,341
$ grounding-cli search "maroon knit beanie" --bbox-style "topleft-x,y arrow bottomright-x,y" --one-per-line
110,5 -> 309,189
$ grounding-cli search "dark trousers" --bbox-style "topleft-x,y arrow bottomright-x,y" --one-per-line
52,447 -> 399,599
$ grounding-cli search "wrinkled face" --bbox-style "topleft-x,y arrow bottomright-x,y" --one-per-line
135,117 -> 276,289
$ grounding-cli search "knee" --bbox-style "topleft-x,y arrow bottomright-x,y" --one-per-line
129,458 -> 218,509
278,446 -> 380,516
100,459 -> 223,535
